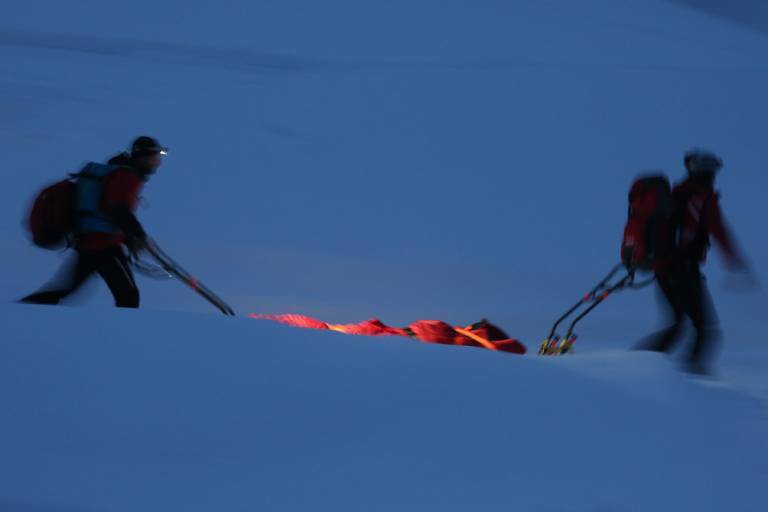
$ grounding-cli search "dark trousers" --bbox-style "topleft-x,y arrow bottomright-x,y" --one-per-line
21,247 -> 139,308
637,260 -> 719,368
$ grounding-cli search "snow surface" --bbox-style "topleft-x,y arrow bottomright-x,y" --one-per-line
2,0 -> 768,510
2,305 -> 767,512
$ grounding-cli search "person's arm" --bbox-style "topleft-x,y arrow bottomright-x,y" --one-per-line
704,193 -> 746,270
110,204 -> 146,241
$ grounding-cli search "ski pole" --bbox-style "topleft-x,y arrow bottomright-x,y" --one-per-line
145,238 -> 236,316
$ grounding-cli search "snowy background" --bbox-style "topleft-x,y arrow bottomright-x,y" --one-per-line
1,0 -> 767,510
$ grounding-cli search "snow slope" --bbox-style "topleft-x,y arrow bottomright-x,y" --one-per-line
1,305 -> 767,512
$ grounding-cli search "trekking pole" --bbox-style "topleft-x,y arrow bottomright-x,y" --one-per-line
144,238 -> 236,316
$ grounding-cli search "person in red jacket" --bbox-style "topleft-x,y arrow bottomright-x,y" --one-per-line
21,136 -> 166,308
637,149 -> 752,374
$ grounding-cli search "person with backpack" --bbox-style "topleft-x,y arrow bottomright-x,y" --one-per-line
21,136 -> 167,308
635,149 -> 753,375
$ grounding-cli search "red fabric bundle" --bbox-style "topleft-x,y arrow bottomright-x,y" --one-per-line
249,314 -> 526,354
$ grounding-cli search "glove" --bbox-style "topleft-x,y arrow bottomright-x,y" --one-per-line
126,235 -> 147,255
722,267 -> 760,292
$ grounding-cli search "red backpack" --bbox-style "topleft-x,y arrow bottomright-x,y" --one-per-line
621,175 -> 674,271
26,179 -> 76,249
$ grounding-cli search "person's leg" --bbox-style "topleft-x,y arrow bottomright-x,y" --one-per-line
680,264 -> 720,374
635,271 -> 685,353
20,252 -> 96,304
95,248 -> 140,308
